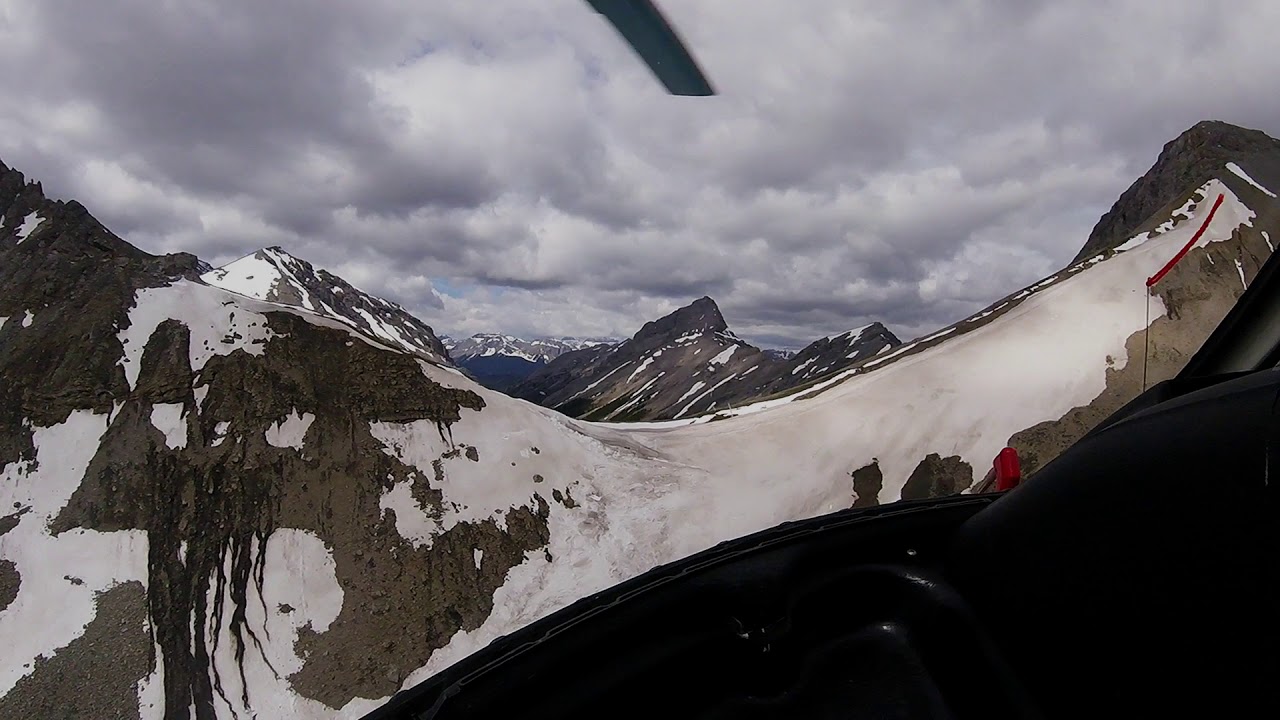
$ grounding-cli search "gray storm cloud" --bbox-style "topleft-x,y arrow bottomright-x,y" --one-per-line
2,0 -> 1279,345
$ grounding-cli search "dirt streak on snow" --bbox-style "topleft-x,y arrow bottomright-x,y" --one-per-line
202,530 -> 365,720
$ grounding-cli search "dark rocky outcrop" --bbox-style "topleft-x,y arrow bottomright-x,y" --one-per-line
1,161 -> 205,468
850,461 -> 883,508
900,454 -> 972,501
633,296 -> 727,341
750,322 -> 901,397
42,309 -> 552,714
0,560 -> 16,614
0,510 -> 23,613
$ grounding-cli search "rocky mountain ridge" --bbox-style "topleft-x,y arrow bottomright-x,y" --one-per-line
512,298 -> 899,421
202,247 -> 451,364
1075,119 -> 1280,263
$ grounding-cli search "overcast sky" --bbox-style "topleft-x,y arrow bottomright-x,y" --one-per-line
3,0 -> 1280,347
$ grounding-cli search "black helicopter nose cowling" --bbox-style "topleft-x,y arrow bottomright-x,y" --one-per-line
947,367 -> 1280,720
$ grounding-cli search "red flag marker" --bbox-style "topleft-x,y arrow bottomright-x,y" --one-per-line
1147,193 -> 1225,287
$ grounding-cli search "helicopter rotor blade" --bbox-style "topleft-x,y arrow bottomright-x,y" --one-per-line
586,0 -> 716,96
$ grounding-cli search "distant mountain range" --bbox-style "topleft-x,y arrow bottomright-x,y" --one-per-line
440,330 -> 827,400
442,334 -> 617,364
509,298 -> 900,421
440,334 -> 619,391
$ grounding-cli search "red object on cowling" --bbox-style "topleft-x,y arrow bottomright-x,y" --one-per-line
994,447 -> 1021,491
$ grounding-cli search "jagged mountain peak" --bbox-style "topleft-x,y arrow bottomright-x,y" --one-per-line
832,321 -> 897,343
1172,120 -> 1280,156
632,295 -> 728,345
774,321 -> 902,388
3,158 -> 205,280
1074,120 -> 1280,263
796,322 -> 901,359
202,246 -> 450,363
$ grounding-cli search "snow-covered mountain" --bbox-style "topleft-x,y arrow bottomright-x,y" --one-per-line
742,321 -> 902,399
2,120 -> 1279,719
511,297 -> 784,420
441,334 -> 618,392
442,334 -> 616,364
512,301 -> 899,421
202,247 -> 451,365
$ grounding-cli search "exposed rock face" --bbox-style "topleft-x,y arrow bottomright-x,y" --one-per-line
41,308 -> 557,715
1,161 -> 205,469
0,561 -> 16,615
1074,120 -> 1280,263
638,296 -> 726,338
900,454 -> 973,501
850,461 -> 883,508
0,511 -> 23,613
511,344 -> 615,404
